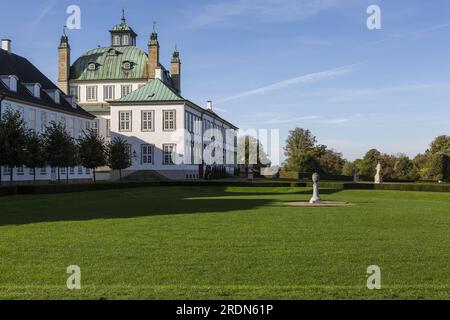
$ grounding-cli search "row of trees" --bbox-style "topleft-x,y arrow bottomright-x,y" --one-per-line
343,137 -> 450,181
284,128 -> 345,176
283,127 -> 450,181
0,110 -> 132,185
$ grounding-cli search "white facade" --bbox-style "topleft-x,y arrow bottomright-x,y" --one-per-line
0,98 -> 94,182
110,102 -> 237,180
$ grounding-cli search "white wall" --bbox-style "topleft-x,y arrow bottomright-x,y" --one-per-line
0,98 -> 94,182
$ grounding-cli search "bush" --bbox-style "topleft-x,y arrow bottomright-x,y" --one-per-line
0,186 -> 18,197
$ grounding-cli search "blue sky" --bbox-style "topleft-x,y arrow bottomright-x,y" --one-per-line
2,0 -> 450,161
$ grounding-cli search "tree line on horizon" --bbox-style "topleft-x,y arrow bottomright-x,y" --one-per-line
283,128 -> 450,182
0,110 -> 132,185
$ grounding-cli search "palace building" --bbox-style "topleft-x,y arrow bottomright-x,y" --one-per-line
59,13 -> 238,180
0,39 -> 95,182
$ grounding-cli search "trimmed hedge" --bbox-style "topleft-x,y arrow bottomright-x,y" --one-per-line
0,186 -> 18,197
313,182 -> 450,193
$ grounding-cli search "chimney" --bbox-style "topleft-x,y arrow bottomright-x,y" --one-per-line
147,24 -> 160,80
1,39 -> 11,52
171,46 -> 181,94
155,68 -> 162,80
206,100 -> 212,111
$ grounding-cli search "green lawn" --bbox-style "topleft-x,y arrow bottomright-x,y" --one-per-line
0,186 -> 449,300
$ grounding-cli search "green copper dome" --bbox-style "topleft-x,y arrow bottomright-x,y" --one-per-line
70,46 -> 148,81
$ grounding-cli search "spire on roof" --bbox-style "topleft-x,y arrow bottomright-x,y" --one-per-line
59,25 -> 70,49
121,8 -> 126,24
149,21 -> 159,46
172,43 -> 180,62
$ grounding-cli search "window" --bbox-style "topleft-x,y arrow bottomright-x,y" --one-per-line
29,168 -> 34,175
121,85 -> 132,97
29,109 -> 36,131
121,84 -> 133,97
78,166 -> 83,174
103,85 -> 114,100
67,118 -> 74,137
119,111 -> 132,132
61,167 -> 66,175
106,119 -> 111,137
122,61 -> 132,70
60,116 -> 66,129
163,110 -> 176,131
141,145 -> 154,164
92,119 -> 99,136
125,144 -> 132,162
113,35 -> 121,46
87,86 -> 97,101
77,119 -> 83,138
40,167 -> 47,175
141,110 -> 154,131
54,91 -> 60,104
70,86 -> 79,101
122,35 -> 129,46
50,113 -> 57,125
87,63 -> 97,71
17,166 -> 24,175
86,121 -> 91,130
9,76 -> 17,92
3,166 -> 11,176
70,167 -> 75,175
163,144 -> 176,165
40,112 -> 47,133
86,168 -> 90,175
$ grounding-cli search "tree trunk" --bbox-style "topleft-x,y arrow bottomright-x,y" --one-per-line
66,168 -> 69,184
33,168 -> 36,184
93,169 -> 96,182
9,166 -> 13,185
0,166 -> 2,186
58,167 -> 60,184
119,169 -> 122,181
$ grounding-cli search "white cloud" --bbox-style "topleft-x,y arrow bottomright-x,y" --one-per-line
190,0 -> 340,27
216,63 -> 356,104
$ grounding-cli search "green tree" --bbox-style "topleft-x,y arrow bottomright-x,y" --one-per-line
319,149 -> 345,175
429,135 -> 450,155
42,122 -> 77,183
24,132 -> 46,184
342,161 -> 356,176
237,135 -> 270,175
0,110 -> 29,184
107,136 -> 131,181
78,129 -> 107,182
393,154 -> 417,180
357,149 -> 381,178
428,153 -> 450,181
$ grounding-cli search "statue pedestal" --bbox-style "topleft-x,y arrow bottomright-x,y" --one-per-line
309,182 -> 322,204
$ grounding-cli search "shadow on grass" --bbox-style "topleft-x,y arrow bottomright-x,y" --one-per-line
0,186 -> 346,227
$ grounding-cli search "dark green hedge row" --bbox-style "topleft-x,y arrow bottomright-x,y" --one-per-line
0,181 -> 308,197
316,182 -> 450,192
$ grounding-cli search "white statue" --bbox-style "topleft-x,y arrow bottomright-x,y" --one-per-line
374,162 -> 382,184
309,173 -> 322,204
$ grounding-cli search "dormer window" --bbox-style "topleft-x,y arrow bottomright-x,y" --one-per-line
24,83 -> 42,98
108,48 -> 118,56
44,89 -> 61,104
87,62 -> 98,71
9,76 -> 17,92
122,61 -> 133,70
1,75 -> 18,92
122,35 -> 129,46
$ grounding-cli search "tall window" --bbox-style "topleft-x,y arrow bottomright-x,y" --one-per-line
119,111 -> 132,132
17,166 -> 24,175
40,112 -> 47,133
106,119 -> 111,137
163,110 -> 176,131
103,85 -> 114,100
60,116 -> 66,129
113,35 -> 120,46
163,144 -> 176,165
122,35 -> 129,46
92,119 -> 99,136
125,144 -> 132,162
50,113 -> 57,125
141,110 -> 154,131
70,86 -> 79,101
141,145 -> 154,164
67,118 -> 74,137
86,86 -> 97,101
121,85 -> 132,98
29,109 -> 36,131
